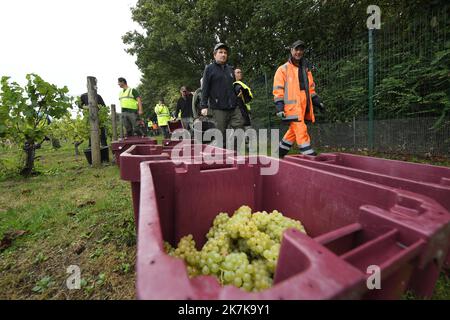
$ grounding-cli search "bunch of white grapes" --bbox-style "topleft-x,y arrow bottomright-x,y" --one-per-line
164,205 -> 307,292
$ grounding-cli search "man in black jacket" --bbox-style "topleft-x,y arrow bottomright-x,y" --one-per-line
175,86 -> 194,132
80,92 -> 108,146
201,43 -> 244,147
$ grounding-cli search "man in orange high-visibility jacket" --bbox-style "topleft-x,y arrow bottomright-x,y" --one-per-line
273,40 -> 325,158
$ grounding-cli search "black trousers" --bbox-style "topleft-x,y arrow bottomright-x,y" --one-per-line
89,127 -> 108,147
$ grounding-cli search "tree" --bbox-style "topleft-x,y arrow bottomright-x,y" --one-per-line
124,0 -> 449,129
0,74 -> 73,176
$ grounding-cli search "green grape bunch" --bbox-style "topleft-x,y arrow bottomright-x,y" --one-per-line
164,206 -> 307,292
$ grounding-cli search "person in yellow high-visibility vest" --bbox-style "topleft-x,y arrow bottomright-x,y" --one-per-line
233,68 -> 254,129
118,77 -> 144,137
154,98 -> 171,139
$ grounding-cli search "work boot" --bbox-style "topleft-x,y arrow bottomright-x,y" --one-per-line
278,147 -> 290,159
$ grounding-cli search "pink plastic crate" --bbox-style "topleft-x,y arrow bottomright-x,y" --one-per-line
111,137 -> 157,167
119,143 -> 235,228
284,152 -> 450,269
136,157 -> 450,300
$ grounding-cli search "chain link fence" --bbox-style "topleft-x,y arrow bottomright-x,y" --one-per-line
309,117 -> 450,156
247,5 -> 450,157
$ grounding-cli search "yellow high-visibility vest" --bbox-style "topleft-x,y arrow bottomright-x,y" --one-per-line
155,104 -> 171,126
119,88 -> 138,110
234,81 -> 253,111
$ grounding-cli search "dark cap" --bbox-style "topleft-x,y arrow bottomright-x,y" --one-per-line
214,43 -> 229,52
291,40 -> 306,49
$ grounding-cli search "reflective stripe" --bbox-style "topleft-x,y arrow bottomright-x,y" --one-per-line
279,144 -> 291,151
234,81 -> 254,99
301,148 -> 316,155
155,105 -> 170,116
119,88 -> 133,100
311,93 -> 317,98
274,97 -> 284,103
299,142 -> 311,149
282,115 -> 300,122
234,81 -> 253,111
282,139 -> 294,146
300,146 -> 312,153
273,85 -> 284,90
119,88 -> 138,110
284,77 -> 297,105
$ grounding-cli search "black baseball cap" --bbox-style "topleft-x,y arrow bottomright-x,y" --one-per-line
214,43 -> 229,52
291,40 -> 306,49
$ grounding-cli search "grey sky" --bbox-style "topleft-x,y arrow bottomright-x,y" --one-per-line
0,0 -> 142,113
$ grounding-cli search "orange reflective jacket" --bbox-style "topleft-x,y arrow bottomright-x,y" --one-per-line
273,59 -> 316,122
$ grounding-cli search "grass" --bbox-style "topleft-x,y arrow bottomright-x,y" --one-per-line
0,141 -> 136,299
0,138 -> 449,300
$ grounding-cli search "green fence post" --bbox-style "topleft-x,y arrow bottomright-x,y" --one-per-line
368,28 -> 375,150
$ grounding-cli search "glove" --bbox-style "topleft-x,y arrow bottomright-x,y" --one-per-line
201,108 -> 208,116
276,111 -> 285,119
312,95 -> 325,112
275,101 -> 285,113
275,101 -> 285,119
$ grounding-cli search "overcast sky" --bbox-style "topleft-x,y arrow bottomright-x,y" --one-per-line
0,0 -> 142,112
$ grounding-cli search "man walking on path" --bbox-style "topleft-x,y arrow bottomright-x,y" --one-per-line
118,77 -> 144,137
192,78 -> 203,118
273,40 -> 325,158
175,86 -> 194,132
201,43 -> 244,148
155,98 -> 171,139
80,90 -> 108,147
233,68 -> 253,129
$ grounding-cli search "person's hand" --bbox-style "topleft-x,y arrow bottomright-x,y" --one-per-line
276,111 -> 285,119
201,108 -> 208,116
312,95 -> 325,113
138,109 -> 144,116
275,101 -> 285,114
237,90 -> 243,98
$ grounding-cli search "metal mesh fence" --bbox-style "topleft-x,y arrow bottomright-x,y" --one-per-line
247,5 -> 450,157
309,117 -> 450,156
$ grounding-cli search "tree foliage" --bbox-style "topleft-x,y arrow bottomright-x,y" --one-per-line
124,0 -> 449,128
